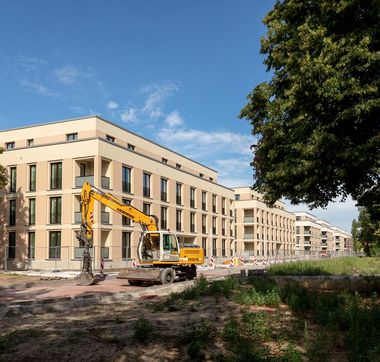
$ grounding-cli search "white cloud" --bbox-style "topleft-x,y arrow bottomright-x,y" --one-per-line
54,65 -> 80,85
121,107 -> 138,123
107,100 -> 119,110
213,158 -> 253,188
164,111 -> 183,127
19,79 -> 58,97
157,128 -> 253,157
142,82 -> 179,119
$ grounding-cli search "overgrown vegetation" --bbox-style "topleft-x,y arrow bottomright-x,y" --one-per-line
267,256 -> 380,276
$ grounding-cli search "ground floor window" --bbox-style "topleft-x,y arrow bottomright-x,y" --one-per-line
28,232 -> 35,259
222,239 -> 226,257
49,231 -> 61,259
122,232 -> 131,259
212,238 -> 217,256
8,232 -> 16,259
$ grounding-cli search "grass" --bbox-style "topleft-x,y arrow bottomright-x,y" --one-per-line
267,256 -> 380,276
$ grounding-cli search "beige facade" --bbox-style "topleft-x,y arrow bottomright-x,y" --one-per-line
296,212 -> 353,255
233,187 -> 295,258
0,116 -> 234,270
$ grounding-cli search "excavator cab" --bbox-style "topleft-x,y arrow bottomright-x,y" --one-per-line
138,231 -> 180,264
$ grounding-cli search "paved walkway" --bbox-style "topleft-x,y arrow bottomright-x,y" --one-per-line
0,265 -> 257,304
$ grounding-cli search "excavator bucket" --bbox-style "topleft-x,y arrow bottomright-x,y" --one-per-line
77,272 -> 103,286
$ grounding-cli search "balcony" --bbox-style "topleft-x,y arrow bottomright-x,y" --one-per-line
101,212 -> 110,224
243,216 -> 254,223
303,240 -> 311,245
75,175 -> 94,188
303,230 -> 311,235
244,233 -> 254,239
101,176 -> 110,189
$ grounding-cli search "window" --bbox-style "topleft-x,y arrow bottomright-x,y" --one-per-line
160,178 -> 167,202
212,217 -> 216,235
199,173 -> 204,178
122,166 -> 131,193
202,215 -> 207,234
163,234 -> 179,254
29,198 -> 36,225
202,191 -> 207,211
27,139 -> 34,146
50,162 -> 62,190
143,172 -> 151,197
143,203 -> 151,215
222,198 -> 226,215
176,163 -> 181,169
106,134 -> 115,142
212,194 -> 217,213
222,219 -> 226,236
209,177 -> 213,182
127,143 -> 135,150
190,212 -> 195,233
190,187 -> 195,208
9,199 -> 16,226
49,231 -> 61,259
6,142 -> 15,149
66,133 -> 78,141
202,237 -> 207,256
10,167 -> 16,192
28,232 -> 35,259
8,232 -> 16,259
212,238 -> 217,256
29,165 -> 36,191
176,209 -> 182,231
50,197 -> 62,224
122,199 -> 131,226
122,232 -> 131,259
235,194 -> 240,201
222,239 -> 226,257
162,158 -> 168,164
176,183 -> 182,205
161,207 -> 167,229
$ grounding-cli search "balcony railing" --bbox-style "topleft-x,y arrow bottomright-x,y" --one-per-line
75,175 -> 94,188
303,230 -> 311,235
74,247 -> 94,259
101,247 -> 109,259
243,216 -> 254,223
244,233 -> 254,239
75,212 -> 82,224
101,212 -> 110,224
101,176 -> 110,189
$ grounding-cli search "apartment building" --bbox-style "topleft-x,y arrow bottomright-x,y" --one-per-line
296,213 -> 353,255
0,116 -> 234,270
233,187 -> 295,258
295,212 -> 322,255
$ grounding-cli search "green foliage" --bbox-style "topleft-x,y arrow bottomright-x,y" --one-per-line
234,287 -> 281,307
0,147 -> 7,190
352,219 -> 360,252
240,0 -> 380,210
267,256 -> 380,275
133,316 -> 152,342
357,207 -> 380,256
179,318 -> 215,360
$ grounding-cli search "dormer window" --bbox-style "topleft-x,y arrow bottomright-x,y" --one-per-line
27,139 -> 34,146
106,135 -> 115,143
162,158 -> 168,164
176,163 -> 181,169
127,143 -> 135,150
6,142 -> 15,149
66,133 -> 78,141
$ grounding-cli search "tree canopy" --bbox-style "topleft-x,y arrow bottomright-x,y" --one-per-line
0,148 -> 6,190
240,0 -> 380,212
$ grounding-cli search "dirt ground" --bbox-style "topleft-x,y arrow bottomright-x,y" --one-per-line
0,273 -> 42,289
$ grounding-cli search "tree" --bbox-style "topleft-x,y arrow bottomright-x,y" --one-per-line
351,219 -> 360,252
357,207 -> 379,256
240,0 -> 380,212
0,148 -> 6,190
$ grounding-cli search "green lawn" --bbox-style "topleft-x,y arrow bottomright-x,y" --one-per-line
267,256 -> 380,276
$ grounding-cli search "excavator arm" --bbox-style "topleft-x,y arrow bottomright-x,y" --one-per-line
76,181 -> 159,285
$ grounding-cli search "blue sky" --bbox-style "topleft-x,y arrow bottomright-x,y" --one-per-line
0,0 -> 357,232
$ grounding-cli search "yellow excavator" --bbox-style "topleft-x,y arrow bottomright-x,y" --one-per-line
76,182 -> 204,286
